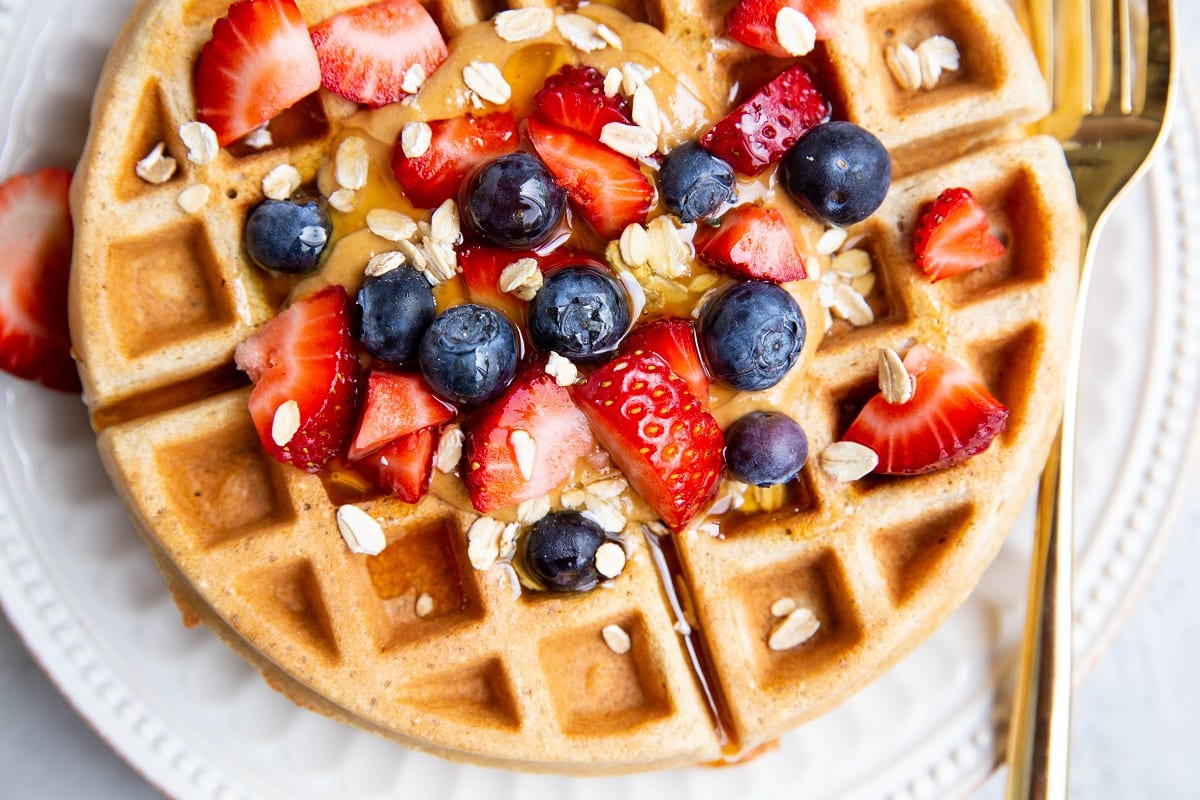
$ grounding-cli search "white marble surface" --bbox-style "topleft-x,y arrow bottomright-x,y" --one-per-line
3,4 -> 1200,800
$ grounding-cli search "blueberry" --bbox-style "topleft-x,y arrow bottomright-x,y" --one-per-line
419,304 -> 518,404
659,142 -> 736,223
528,266 -> 632,358
698,281 -> 805,391
461,152 -> 566,249
522,511 -> 611,592
780,121 -> 892,226
356,266 -> 435,364
725,411 -> 809,486
244,196 -> 332,274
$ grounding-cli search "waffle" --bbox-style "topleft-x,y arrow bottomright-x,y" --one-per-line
68,0 -> 1079,773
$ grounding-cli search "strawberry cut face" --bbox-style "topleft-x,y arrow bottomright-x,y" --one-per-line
726,0 -> 840,57
699,64 -> 830,176
464,364 -> 594,514
842,344 -> 1009,475
310,0 -> 448,107
391,112 -> 520,209
195,0 -> 322,147
913,187 -> 1008,282
575,352 -> 724,531
347,370 -> 456,461
353,427 -> 438,503
526,117 -> 653,240
234,286 -> 359,472
694,204 -> 808,283
0,168 -> 79,393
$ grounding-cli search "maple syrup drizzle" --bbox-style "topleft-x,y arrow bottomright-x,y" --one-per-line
641,525 -> 740,756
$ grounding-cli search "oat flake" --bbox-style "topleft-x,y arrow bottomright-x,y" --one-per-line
467,516 -> 505,570
262,164 -> 301,201
816,227 -> 848,255
771,597 -> 799,617
603,67 -> 623,97
176,184 -> 211,213
328,187 -> 356,212
556,13 -> 608,52
400,120 -> 432,159
366,208 -> 418,243
336,505 -> 387,556
600,122 -> 658,159
401,63 -> 427,95
775,7 -> 816,57
179,121 -> 218,165
415,593 -> 434,617
463,61 -> 512,105
878,347 -> 914,404
271,400 -> 301,447
335,137 -> 369,191
493,7 -> 553,42
768,606 -> 820,650
602,624 -> 632,654
820,441 -> 879,482
545,351 -> 578,386
435,425 -> 464,473
364,251 -> 406,278
885,42 -> 923,91
135,142 -> 177,185
595,541 -> 626,579
509,429 -> 536,481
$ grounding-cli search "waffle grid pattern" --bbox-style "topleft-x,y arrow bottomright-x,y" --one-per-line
72,0 -> 1077,771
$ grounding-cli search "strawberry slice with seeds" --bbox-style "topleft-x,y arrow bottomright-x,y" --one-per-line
0,168 -> 79,393
234,286 -> 359,472
391,112 -> 519,209
576,352 -> 724,530
726,0 -> 839,57
533,65 -> 633,141
526,118 -> 653,240
310,0 -> 447,107
464,364 -> 594,514
354,427 -> 437,503
842,344 -> 1008,475
347,370 -> 456,461
619,318 -> 710,407
699,64 -> 830,176
195,0 -> 322,147
458,244 -> 534,323
912,187 -> 1007,282
694,204 -> 808,282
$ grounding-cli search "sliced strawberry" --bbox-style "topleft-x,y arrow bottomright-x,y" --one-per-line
619,318 -> 710,407
354,427 -> 437,503
726,0 -> 839,57
912,187 -> 1007,282
0,168 -> 79,393
347,370 -> 456,461
391,112 -> 519,209
464,364 -> 594,513
310,0 -> 447,107
575,352 -> 724,530
458,244 -> 533,323
694,204 -> 807,282
533,65 -> 633,141
235,286 -> 359,472
526,118 -> 653,240
842,344 -> 1008,475
195,0 -> 322,147
699,64 -> 830,176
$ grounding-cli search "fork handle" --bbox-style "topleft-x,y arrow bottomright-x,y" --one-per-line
1004,421 -> 1075,800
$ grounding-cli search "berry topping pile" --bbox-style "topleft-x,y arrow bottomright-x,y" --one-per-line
187,0 -> 1018,596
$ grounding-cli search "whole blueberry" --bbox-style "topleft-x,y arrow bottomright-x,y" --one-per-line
725,411 -> 810,486
528,266 -> 632,358
780,121 -> 892,226
659,142 -> 736,222
244,196 -> 332,273
356,266 -> 435,364
461,152 -> 566,249
522,511 -> 611,592
419,304 -> 518,404
698,281 -> 805,391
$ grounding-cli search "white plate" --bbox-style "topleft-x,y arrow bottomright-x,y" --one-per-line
1,2 -> 1198,799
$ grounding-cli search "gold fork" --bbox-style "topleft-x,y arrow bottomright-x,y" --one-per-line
1005,1 -> 1175,798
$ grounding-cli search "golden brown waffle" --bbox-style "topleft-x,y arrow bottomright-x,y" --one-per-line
69,0 -> 1079,772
